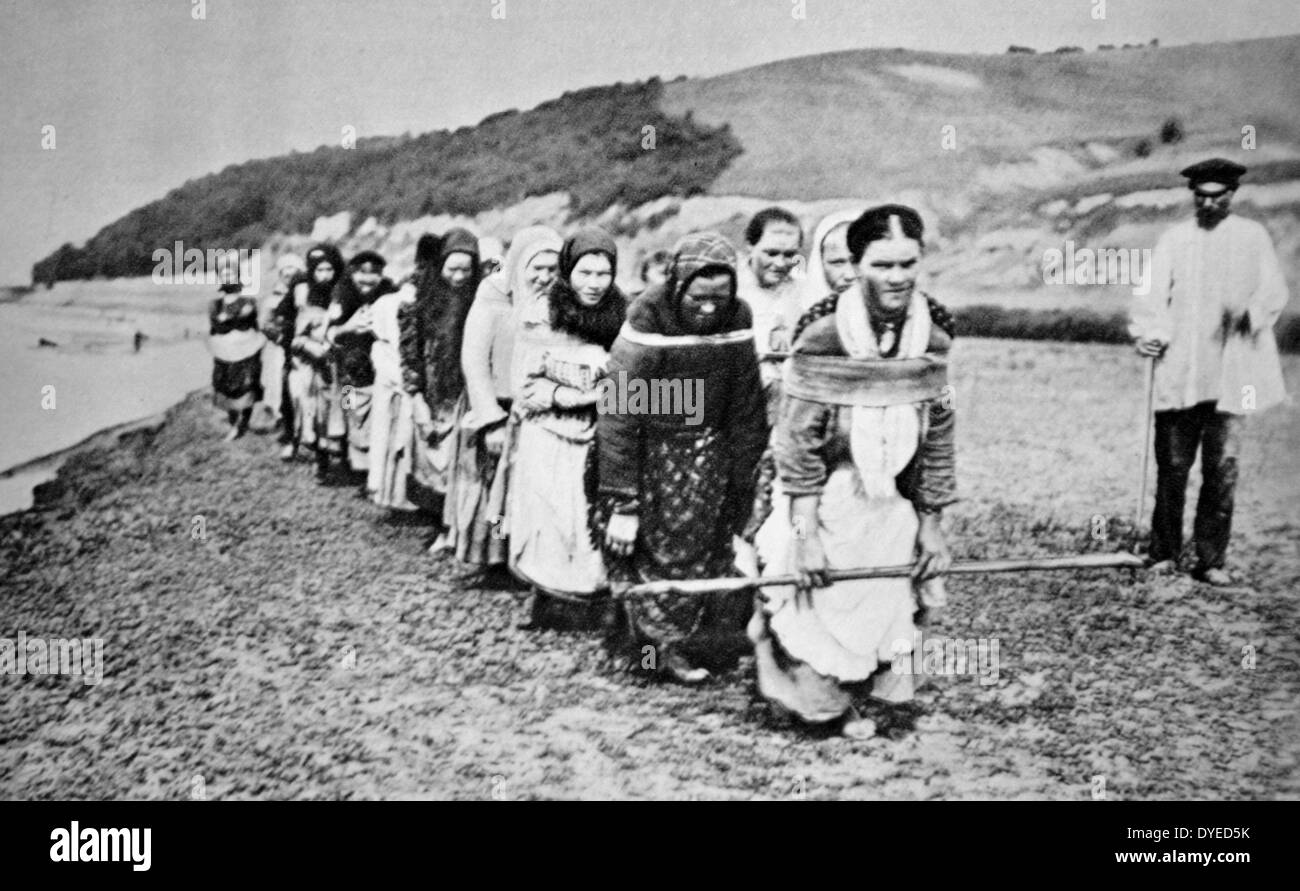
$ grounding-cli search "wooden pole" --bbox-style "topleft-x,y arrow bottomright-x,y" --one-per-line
1135,355 -> 1156,530
620,552 -> 1144,599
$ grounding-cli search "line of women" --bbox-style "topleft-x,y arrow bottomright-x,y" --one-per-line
209,204 -> 957,740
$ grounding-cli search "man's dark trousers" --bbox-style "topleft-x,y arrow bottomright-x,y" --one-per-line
1149,399 -> 1242,571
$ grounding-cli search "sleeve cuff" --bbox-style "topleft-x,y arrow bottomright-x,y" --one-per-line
460,408 -> 508,432
780,480 -> 827,498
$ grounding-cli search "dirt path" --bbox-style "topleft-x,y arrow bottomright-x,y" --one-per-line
1,339 -> 1296,799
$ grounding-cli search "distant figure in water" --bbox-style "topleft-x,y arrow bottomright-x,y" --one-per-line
38,337 -> 59,348
133,330 -> 145,353
207,264 -> 264,441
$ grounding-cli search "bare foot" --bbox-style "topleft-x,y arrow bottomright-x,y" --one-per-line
841,708 -> 877,740
664,647 -> 711,685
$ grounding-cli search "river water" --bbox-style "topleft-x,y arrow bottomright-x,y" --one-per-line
0,279 -> 219,513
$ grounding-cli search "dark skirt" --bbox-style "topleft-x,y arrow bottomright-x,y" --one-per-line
593,427 -> 753,667
212,355 -> 262,412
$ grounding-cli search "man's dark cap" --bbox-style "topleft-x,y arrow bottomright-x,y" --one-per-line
1179,158 -> 1247,189
347,250 -> 388,270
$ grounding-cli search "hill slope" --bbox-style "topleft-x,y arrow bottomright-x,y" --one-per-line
664,36 -> 1300,204
32,35 -> 1300,287
32,79 -> 740,283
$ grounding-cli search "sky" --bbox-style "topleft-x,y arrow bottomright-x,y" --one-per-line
2,0 -> 1298,284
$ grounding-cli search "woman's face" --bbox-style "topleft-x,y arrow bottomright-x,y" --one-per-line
751,222 -> 802,288
678,272 -> 734,335
820,223 -> 856,295
523,250 -> 558,296
569,252 -> 613,307
352,265 -> 381,296
441,252 -> 475,289
313,262 -> 335,285
856,237 -> 921,315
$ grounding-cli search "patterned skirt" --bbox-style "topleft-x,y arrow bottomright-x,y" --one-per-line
593,428 -> 753,665
212,354 -> 261,412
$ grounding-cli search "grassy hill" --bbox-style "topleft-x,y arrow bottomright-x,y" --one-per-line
32,79 -> 740,283
663,36 -> 1300,204
32,35 -> 1300,292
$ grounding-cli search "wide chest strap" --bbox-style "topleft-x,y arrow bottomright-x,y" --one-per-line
784,352 -> 949,407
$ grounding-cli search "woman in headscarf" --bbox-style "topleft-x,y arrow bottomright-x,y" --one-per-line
800,209 -> 861,310
595,231 -> 769,683
207,259 -> 264,441
750,204 -> 957,739
738,209 -> 865,574
279,243 -> 344,461
318,250 -> 397,481
258,252 -> 304,433
509,227 -> 627,629
365,250 -> 422,511
444,226 -> 562,574
389,228 -> 482,517
739,209 -> 865,571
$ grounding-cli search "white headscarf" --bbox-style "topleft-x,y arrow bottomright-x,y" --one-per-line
800,209 -> 861,312
503,226 -> 562,304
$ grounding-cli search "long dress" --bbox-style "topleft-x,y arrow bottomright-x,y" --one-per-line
445,227 -> 561,566
324,279 -> 396,471
444,275 -> 517,565
595,296 -> 769,668
333,321 -> 377,472
397,252 -> 481,507
508,331 -> 610,599
257,284 -> 288,418
367,287 -> 419,510
287,304 -> 334,451
208,293 -> 263,412
751,288 -> 957,722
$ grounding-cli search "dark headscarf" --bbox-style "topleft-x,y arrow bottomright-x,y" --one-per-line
299,243 -> 345,309
559,226 -> 618,280
625,231 -> 750,338
549,227 -> 627,350
406,227 -> 481,407
415,233 -> 442,271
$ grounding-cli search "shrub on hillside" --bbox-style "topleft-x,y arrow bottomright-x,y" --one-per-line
1160,117 -> 1184,144
955,304 -> 1300,354
33,79 -> 743,284
955,305 -> 1133,346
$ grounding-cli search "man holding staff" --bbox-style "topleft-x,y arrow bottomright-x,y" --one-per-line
1131,158 -> 1289,586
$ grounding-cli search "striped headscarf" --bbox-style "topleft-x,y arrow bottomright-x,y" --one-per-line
626,231 -> 749,338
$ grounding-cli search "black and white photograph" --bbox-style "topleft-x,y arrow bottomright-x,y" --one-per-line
0,0 -> 1296,845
